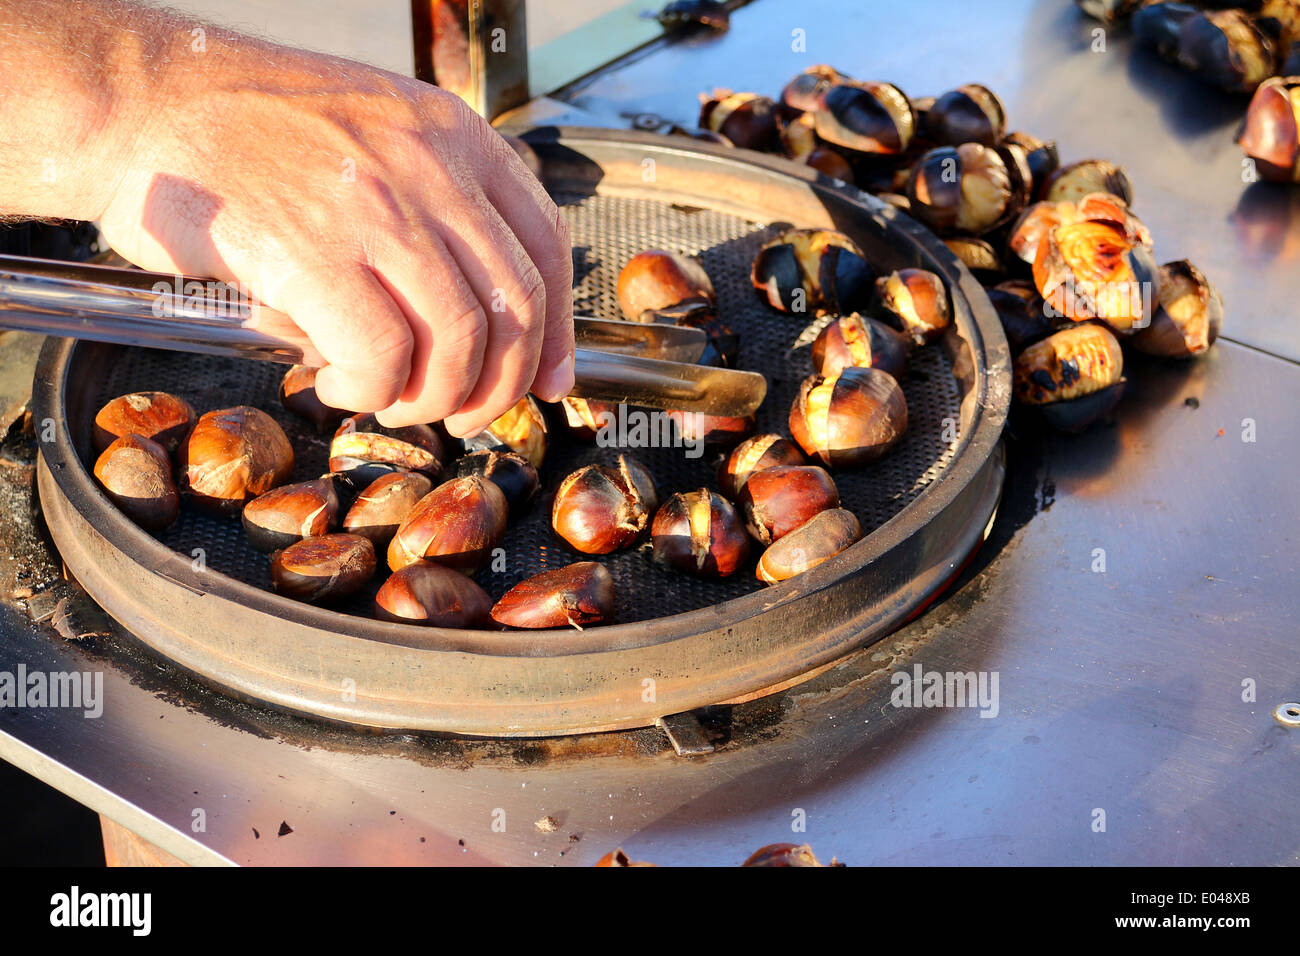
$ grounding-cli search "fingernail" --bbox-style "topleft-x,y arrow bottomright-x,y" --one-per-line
534,352 -> 575,403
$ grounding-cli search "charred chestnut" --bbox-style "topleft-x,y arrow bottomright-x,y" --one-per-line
387,476 -> 509,573
737,464 -> 840,545
93,391 -> 195,455
717,433 -> 807,499
452,449 -> 539,514
552,455 -> 658,554
1239,76 -> 1300,182
906,143 -> 1020,235
665,409 -> 755,449
811,312 -> 909,380
329,413 -> 444,485
93,434 -> 179,532
490,562 -> 616,629
279,365 -> 346,431
698,89 -> 780,151
812,81 -> 916,156
1032,209 -> 1160,333
270,533 -> 376,603
874,269 -> 951,345
924,83 -> 1006,147
789,366 -> 908,468
341,471 -> 434,548
750,228 -> 873,315
374,560 -> 492,628
651,489 -> 750,578
987,280 -> 1060,353
617,249 -> 715,321
1132,0 -> 1201,60
756,507 -> 862,583
1133,260 -> 1224,358
242,475 -> 350,552
461,394 -> 548,468
1040,159 -> 1133,205
1177,8 -> 1277,92
1013,323 -> 1125,431
180,406 -> 294,516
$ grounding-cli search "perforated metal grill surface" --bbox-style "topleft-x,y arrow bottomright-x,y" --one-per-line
78,194 -> 962,625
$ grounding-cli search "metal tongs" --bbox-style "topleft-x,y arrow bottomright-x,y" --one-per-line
0,255 -> 766,417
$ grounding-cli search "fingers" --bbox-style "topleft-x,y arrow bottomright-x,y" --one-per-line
430,188 -> 550,438
266,264 -> 414,414
481,141 -> 576,403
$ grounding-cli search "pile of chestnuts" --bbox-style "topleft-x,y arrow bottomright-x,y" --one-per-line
689,60 -> 1224,433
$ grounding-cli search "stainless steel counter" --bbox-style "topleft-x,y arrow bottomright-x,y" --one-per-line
0,0 -> 1296,866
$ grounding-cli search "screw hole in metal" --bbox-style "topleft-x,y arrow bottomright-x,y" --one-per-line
1274,702 -> 1300,728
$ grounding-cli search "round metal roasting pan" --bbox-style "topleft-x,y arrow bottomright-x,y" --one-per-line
34,128 -> 1010,736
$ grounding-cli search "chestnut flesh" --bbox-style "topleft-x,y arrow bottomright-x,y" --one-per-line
93,434 -> 180,532
180,406 -> 294,516
1014,323 -> 1125,431
387,475 -> 509,573
242,474 -> 350,552
651,489 -> 750,579
374,560 -> 492,628
270,533 -> 376,604
738,464 -> 840,545
461,394 -> 548,468
1133,260 -> 1223,358
552,455 -> 658,554
1040,159 -> 1133,205
617,249 -> 715,321
811,312 -> 909,380
789,366 -> 909,468
329,413 -> 444,485
490,562 -> 616,630
874,269 -> 951,345
341,470 -> 435,548
93,391 -> 195,455
717,433 -> 806,499
757,508 -> 862,583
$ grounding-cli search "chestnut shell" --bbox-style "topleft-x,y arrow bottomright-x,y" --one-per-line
811,313 -> 909,380
180,406 -> 295,516
551,456 -> 658,554
374,560 -> 492,627
93,391 -> 195,455
242,475 -> 349,552
93,433 -> 180,532
490,562 -> 616,629
329,413 -> 445,485
789,367 -> 909,469
737,464 -> 840,545
387,475 -> 509,573
341,471 -> 435,548
756,508 -> 862,584
270,533 -> 376,604
651,488 -> 750,579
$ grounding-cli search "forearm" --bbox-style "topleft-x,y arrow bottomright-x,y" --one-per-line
0,0 -> 194,221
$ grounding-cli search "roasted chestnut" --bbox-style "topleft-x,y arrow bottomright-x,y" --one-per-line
943,236 -> 1004,284
1002,131 -> 1060,196
93,434 -> 179,532
387,476 -> 509,573
1177,8 -> 1277,92
617,249 -> 715,321
180,406 -> 294,516
778,112 -> 856,182
651,489 -> 750,578
906,143 -> 1020,235
329,413 -> 444,485
490,562 -> 616,629
812,81 -> 915,156
374,560 -> 492,627
750,228 -> 873,315
1132,0 -> 1201,61
742,843 -> 831,867
924,83 -> 1006,147
242,474 -> 350,552
279,365 -> 346,431
341,470 -> 434,548
737,464 -> 839,545
451,449 -> 539,514
1008,192 -> 1149,268
642,299 -> 739,368
560,397 -> 618,440
718,433 -> 807,499
789,366 -> 908,468
1133,260 -> 1224,358
811,312 -> 909,380
874,269 -> 951,345
1040,159 -> 1133,205
1032,207 -> 1160,332
93,391 -> 195,455
270,533 -> 376,603
780,64 -> 851,113
986,279 -> 1060,353
461,394 -> 548,468
756,508 -> 862,583
1013,323 -> 1125,431
1239,75 -> 1300,182
665,409 -> 755,449
551,455 -> 657,554
698,89 -> 780,151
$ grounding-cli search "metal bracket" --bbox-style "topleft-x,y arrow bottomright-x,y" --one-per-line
655,711 -> 715,756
